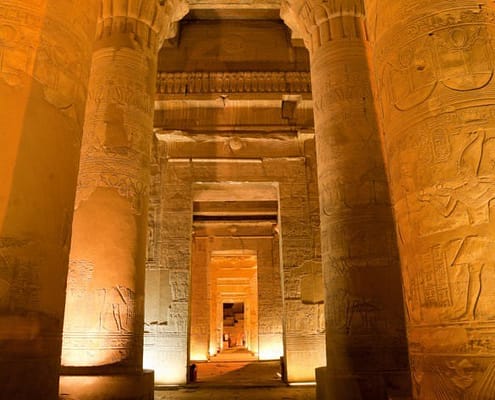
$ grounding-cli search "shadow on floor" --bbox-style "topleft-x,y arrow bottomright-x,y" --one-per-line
194,360 -> 283,387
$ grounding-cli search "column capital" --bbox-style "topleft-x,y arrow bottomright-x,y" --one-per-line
280,0 -> 366,53
97,0 -> 189,50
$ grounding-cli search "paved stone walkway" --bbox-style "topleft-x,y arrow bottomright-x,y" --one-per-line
155,352 -> 316,400
155,386 -> 316,400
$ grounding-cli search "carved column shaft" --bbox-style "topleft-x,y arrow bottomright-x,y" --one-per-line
366,1 -> 495,398
61,0 -> 186,374
282,1 -> 409,398
0,1 -> 98,398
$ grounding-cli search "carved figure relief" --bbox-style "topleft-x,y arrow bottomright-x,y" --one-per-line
327,288 -> 380,335
418,245 -> 453,309
445,235 -> 495,321
419,129 -> 495,226
170,271 -> 188,301
169,303 -> 187,333
98,286 -> 135,333
411,357 -> 495,399
383,23 -> 494,112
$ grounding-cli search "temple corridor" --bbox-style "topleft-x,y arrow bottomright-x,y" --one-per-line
3,1 -> 495,400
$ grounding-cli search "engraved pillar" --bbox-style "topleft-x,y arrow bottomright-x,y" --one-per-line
281,1 -> 410,398
366,1 -> 495,398
0,1 -> 99,399
60,1 -> 188,399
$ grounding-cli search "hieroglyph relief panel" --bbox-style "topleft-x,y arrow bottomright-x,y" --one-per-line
367,0 -> 495,397
371,1 -> 495,327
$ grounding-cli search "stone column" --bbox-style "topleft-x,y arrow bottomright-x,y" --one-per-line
281,1 -> 410,398
0,2 -> 98,399
60,1 -> 188,399
190,235 -> 210,361
366,1 -> 495,398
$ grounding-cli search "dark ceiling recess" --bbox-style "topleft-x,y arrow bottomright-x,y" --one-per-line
192,200 -> 278,223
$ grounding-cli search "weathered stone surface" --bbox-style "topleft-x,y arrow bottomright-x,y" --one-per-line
0,1 -> 99,398
366,0 -> 495,398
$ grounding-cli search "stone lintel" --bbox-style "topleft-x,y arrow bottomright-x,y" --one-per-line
193,221 -> 276,237
185,0 -> 281,19
153,97 -> 314,132
154,130 -> 310,159
156,71 -> 312,96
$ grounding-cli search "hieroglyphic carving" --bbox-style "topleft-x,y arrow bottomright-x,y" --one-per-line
0,238 -> 40,313
410,355 -> 495,399
168,302 -> 188,334
97,286 -> 135,333
320,166 -> 390,215
75,152 -> 149,214
156,71 -> 311,94
369,1 -> 495,397
419,128 -> 495,227
285,301 -> 320,334
170,271 -> 188,301
326,287 -> 380,335
66,260 -> 94,300
378,7 -> 495,123
0,18 -> 37,87
62,1 -> 184,375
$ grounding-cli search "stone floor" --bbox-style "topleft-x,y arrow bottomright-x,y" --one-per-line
155,348 -> 315,399
155,386 -> 316,400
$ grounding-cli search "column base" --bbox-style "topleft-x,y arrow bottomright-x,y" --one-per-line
59,370 -> 154,400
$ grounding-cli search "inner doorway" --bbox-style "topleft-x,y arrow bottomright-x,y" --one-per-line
222,302 -> 245,350
187,182 -> 284,384
190,249 -> 259,362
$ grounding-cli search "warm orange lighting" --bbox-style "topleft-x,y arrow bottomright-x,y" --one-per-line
143,348 -> 187,385
62,332 -> 134,366
258,341 -> 283,360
